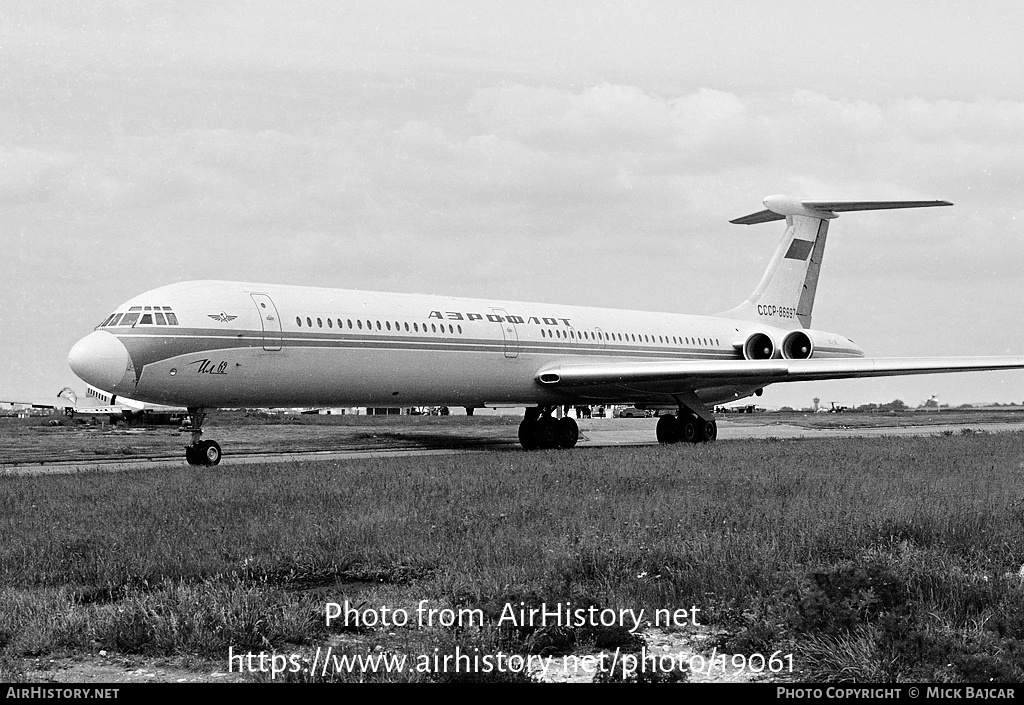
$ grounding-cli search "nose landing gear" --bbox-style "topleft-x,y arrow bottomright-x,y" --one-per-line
184,408 -> 222,466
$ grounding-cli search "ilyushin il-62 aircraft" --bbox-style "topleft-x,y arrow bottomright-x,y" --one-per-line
68,196 -> 1024,465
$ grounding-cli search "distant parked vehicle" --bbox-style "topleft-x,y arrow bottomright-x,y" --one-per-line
615,407 -> 649,418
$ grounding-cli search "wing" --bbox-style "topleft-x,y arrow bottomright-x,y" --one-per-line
536,357 -> 1024,396
0,398 -> 68,410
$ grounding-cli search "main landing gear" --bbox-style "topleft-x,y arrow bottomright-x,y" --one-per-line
184,407 -> 222,466
655,407 -> 717,444
518,407 -> 579,450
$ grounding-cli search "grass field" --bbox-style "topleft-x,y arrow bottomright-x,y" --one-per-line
2,416 -> 1024,683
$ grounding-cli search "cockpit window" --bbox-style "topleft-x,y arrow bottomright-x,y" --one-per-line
110,306 -> 177,327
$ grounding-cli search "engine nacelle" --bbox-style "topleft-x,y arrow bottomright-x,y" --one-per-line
781,330 -> 813,359
742,332 -> 775,360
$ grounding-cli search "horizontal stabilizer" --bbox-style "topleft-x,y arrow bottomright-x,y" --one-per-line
730,209 -> 787,225
731,196 -> 953,225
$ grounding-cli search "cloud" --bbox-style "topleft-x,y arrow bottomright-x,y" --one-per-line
3,2 -> 1022,406
0,147 -> 71,204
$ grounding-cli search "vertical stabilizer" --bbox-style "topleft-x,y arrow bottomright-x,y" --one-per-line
722,195 -> 952,330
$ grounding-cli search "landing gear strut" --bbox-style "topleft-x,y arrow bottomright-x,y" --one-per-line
184,407 -> 221,466
518,407 -> 579,450
656,404 -> 717,445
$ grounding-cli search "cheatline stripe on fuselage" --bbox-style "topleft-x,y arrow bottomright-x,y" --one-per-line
108,326 -> 862,374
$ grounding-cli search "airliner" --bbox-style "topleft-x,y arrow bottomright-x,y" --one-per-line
56,387 -> 187,423
67,195 -> 1024,465
1,386 -> 182,422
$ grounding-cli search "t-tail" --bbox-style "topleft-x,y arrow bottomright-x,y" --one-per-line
722,195 -> 952,330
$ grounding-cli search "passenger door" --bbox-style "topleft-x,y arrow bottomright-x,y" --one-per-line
250,293 -> 283,351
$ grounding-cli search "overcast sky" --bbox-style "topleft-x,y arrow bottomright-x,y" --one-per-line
3,1 -> 1023,409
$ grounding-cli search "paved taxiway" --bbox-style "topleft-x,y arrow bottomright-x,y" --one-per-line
5,417 -> 1023,476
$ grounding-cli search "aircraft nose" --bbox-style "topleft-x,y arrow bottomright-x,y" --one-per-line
68,331 -> 131,391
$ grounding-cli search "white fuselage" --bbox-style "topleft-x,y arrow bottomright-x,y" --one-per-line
68,280 -> 863,411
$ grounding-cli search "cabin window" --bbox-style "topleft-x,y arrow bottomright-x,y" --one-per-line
317,318 -> 322,328
347,319 -> 352,328
327,318 -> 333,328
386,321 -> 391,331
375,320 -> 381,330
448,324 -> 454,334
296,317 -> 302,326
413,323 -> 419,332
457,325 -> 462,334
357,320 -> 363,329
154,312 -> 167,325
541,329 -> 546,338
404,322 -> 410,332
306,317 -> 312,327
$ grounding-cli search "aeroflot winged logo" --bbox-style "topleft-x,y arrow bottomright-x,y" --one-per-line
208,312 -> 237,323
